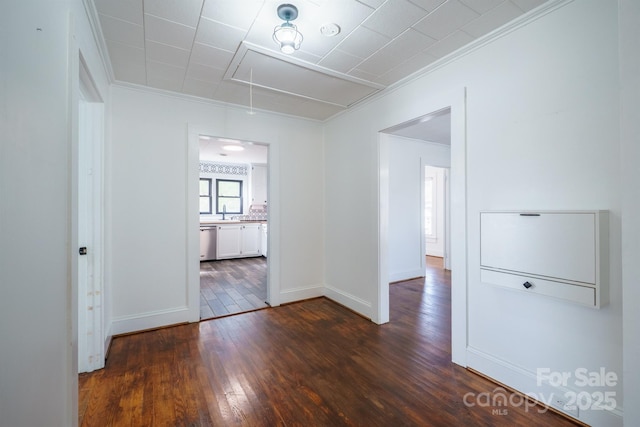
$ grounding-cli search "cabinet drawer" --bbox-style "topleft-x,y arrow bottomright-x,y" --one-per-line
481,269 -> 595,307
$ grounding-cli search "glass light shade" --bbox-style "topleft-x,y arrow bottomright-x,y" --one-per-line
273,22 -> 303,54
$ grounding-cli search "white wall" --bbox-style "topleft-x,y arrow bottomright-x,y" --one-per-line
324,1 -> 622,425
0,0 -> 110,425
388,136 -> 450,282
108,86 -> 325,333
619,0 -> 640,425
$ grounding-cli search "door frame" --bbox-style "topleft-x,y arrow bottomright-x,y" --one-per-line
186,125 -> 280,321
77,54 -> 106,373
377,87 -> 467,366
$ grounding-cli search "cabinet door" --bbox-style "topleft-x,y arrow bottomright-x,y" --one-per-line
480,212 -> 597,284
217,225 -> 241,259
251,164 -> 267,204
241,224 -> 261,256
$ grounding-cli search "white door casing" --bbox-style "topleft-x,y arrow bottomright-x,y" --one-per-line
78,57 -> 105,373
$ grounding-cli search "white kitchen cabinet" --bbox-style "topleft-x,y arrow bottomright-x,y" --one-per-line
480,211 -> 608,308
216,224 -> 242,259
251,164 -> 267,205
216,222 -> 263,259
241,223 -> 262,256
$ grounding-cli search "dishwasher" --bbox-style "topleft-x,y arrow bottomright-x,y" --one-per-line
199,225 -> 217,261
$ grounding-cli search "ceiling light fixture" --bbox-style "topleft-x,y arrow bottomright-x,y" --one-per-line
222,145 -> 245,152
273,4 -> 303,54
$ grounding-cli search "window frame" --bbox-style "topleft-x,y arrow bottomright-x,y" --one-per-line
216,179 -> 243,215
199,178 -> 212,214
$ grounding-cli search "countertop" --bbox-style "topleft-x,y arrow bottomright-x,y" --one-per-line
200,220 -> 267,225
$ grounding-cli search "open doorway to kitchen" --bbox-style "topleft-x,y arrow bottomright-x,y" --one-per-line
198,136 -> 269,319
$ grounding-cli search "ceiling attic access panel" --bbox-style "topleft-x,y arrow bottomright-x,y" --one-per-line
224,42 -> 385,109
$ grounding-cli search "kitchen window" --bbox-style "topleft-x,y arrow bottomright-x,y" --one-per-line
216,179 -> 243,214
199,178 -> 212,214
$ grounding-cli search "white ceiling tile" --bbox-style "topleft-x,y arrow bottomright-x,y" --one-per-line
98,14 -> 144,48
186,62 -> 226,83
190,42 -> 234,69
407,0 -> 447,12
94,0 -> 143,25
287,48 -> 323,64
318,49 -> 363,73
356,0 -> 386,8
385,28 -> 437,58
313,0 -> 375,36
143,0 -> 204,28
413,0 -> 479,40
424,30 -> 474,58
201,0 -> 265,30
356,29 -> 436,76
376,50 -> 437,85
462,1 -> 523,38
106,40 -> 146,85
348,68 -> 379,82
182,77 -> 217,98
290,99 -> 344,120
213,80 -> 249,103
363,0 -> 429,39
195,17 -> 247,52
145,40 -> 190,68
146,60 -> 186,82
511,0 -> 547,12
144,14 -> 196,50
336,26 -> 390,59
459,0 -> 505,14
147,75 -> 184,92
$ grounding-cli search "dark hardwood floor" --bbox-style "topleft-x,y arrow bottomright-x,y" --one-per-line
79,257 -> 578,426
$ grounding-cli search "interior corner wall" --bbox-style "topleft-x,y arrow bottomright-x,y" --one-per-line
108,86 -> 324,333
324,1 -> 622,425
0,0 -> 109,424
388,136 -> 450,282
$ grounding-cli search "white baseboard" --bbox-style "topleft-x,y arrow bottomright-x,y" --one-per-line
389,268 -> 424,283
467,347 -> 623,427
111,306 -> 191,335
278,285 -> 324,305
324,285 -> 372,319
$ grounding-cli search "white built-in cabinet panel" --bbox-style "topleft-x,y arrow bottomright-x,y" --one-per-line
251,164 -> 267,205
480,211 -> 608,308
216,223 -> 263,259
241,223 -> 262,256
216,224 -> 242,259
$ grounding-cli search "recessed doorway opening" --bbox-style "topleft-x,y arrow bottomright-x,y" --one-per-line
198,136 -> 270,320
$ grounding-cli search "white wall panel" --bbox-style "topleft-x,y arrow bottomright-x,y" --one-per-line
324,1 -> 622,425
109,86 -> 324,331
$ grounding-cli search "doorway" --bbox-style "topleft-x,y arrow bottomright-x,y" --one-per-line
377,88 -> 467,366
198,136 -> 269,319
424,165 -> 450,270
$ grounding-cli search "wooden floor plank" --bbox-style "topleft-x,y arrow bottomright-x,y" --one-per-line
79,259 -> 579,426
